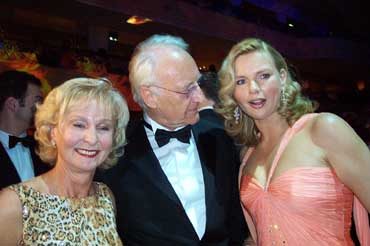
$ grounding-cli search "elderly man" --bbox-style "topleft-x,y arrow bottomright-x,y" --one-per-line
0,70 -> 48,189
100,34 -> 247,245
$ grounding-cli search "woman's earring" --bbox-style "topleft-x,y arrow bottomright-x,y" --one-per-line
281,88 -> 287,105
51,141 -> 56,148
234,107 -> 240,124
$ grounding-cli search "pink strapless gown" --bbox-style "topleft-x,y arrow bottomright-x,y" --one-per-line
239,114 -> 370,246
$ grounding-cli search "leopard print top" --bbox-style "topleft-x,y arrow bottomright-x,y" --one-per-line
10,182 -> 122,246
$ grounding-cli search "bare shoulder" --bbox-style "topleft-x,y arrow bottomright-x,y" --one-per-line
310,112 -> 358,149
311,112 -> 348,136
0,187 -> 22,220
0,187 -> 21,211
0,187 -> 23,244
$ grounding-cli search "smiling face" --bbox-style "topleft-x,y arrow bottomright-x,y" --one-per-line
51,99 -> 113,173
233,51 -> 287,123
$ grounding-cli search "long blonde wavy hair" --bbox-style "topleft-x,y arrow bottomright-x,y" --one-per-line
216,38 -> 317,146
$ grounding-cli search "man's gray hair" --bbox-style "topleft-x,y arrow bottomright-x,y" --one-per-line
128,34 -> 189,109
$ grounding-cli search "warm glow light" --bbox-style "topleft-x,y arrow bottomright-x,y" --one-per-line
356,80 -> 366,91
288,23 -> 294,27
126,16 -> 152,25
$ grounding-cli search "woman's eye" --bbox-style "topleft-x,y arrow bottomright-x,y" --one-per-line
236,79 -> 246,85
98,125 -> 111,131
259,73 -> 270,80
73,123 -> 85,129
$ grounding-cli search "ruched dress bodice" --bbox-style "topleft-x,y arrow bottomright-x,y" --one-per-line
241,167 -> 354,245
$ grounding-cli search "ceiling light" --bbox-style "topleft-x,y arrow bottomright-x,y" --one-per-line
126,16 -> 152,25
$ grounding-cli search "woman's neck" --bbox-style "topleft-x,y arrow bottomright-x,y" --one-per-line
255,113 -> 289,146
42,166 -> 95,199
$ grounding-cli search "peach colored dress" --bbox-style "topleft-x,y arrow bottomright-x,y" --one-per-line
239,114 -> 370,246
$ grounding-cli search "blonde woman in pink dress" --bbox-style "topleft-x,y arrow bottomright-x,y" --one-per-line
217,38 -> 370,245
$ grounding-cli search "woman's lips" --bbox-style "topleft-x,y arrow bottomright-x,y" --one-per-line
249,99 -> 266,109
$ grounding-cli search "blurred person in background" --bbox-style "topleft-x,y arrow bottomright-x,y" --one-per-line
0,70 -> 49,189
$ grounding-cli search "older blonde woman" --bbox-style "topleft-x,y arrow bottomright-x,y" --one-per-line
0,78 -> 129,245
217,38 -> 370,245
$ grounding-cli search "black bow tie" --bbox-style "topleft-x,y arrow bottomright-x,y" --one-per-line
144,121 -> 192,147
8,135 -> 33,149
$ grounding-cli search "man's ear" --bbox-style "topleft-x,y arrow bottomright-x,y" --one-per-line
4,97 -> 19,113
140,85 -> 158,109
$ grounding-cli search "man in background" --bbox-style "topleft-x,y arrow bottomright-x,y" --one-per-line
0,70 -> 48,189
197,71 -> 224,124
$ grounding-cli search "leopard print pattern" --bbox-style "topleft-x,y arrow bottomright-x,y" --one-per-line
10,182 -> 122,246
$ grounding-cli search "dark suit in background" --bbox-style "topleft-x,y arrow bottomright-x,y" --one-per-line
0,138 -> 49,189
199,108 -> 223,127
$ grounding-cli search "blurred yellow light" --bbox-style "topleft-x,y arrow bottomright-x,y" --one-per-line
127,16 -> 152,25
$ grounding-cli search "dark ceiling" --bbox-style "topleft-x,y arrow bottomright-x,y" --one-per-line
0,0 -> 369,83
183,0 -> 370,43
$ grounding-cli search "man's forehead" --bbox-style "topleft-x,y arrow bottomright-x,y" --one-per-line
160,48 -> 197,67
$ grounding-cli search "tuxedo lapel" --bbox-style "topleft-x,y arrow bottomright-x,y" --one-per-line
130,122 -> 182,206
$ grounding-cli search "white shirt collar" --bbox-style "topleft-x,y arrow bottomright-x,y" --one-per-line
0,129 -> 27,148
198,105 -> 214,111
144,113 -> 188,134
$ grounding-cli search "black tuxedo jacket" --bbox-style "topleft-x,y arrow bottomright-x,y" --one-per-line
98,117 -> 247,245
0,139 -> 49,189
199,108 -> 224,129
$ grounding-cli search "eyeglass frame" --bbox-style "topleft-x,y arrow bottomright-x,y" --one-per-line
148,77 -> 202,98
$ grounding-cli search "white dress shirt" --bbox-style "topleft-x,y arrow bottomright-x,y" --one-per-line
144,114 -> 206,239
0,130 -> 35,182
198,105 -> 214,112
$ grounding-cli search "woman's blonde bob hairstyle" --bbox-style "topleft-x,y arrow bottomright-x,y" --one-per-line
217,38 -> 316,146
34,77 -> 130,169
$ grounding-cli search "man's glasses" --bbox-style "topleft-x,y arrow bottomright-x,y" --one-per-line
150,79 -> 200,99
